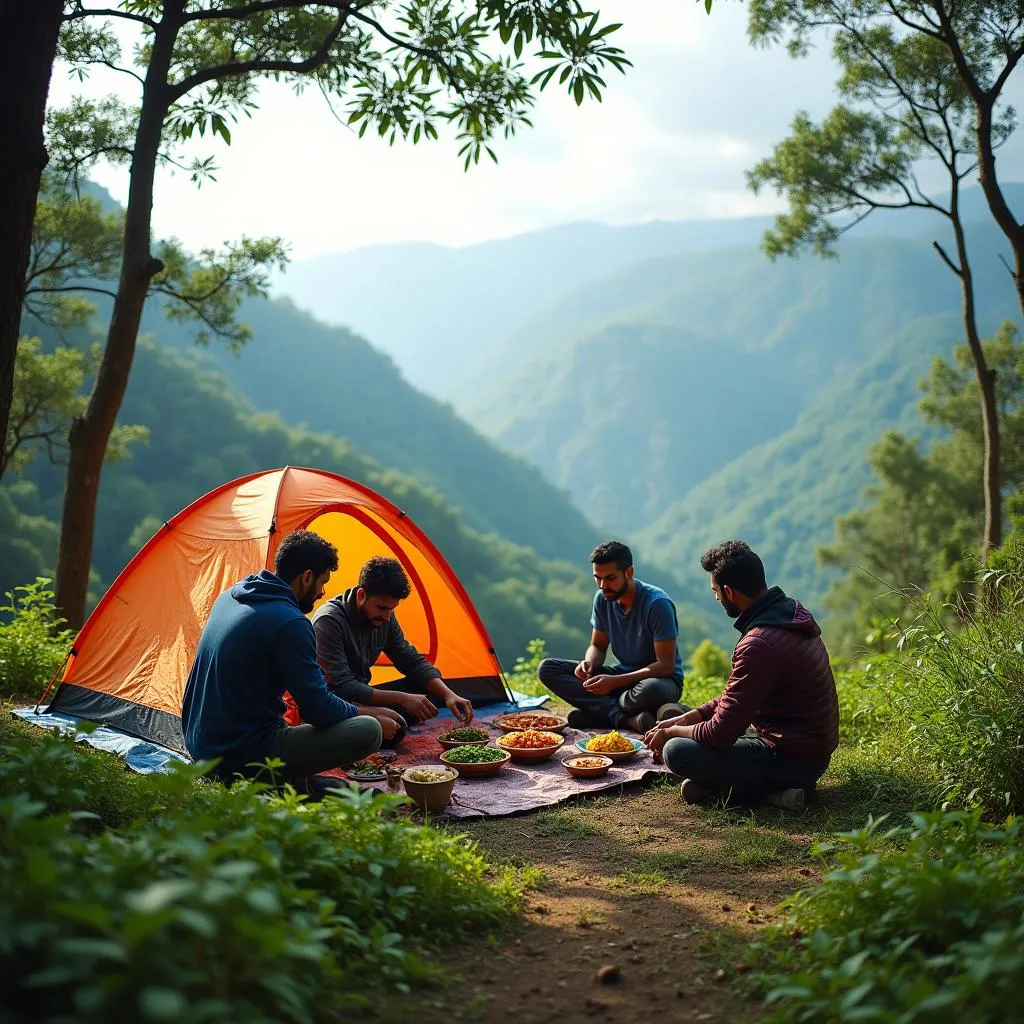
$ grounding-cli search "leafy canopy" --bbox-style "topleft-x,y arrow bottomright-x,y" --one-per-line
57,1 -> 635,171
745,0 -> 1021,256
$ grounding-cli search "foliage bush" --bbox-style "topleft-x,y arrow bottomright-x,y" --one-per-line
688,638 -> 731,683
890,564 -> 1024,817
0,721 -> 523,1024
0,578 -> 75,700
505,637 -> 551,697
752,811 -> 1024,1024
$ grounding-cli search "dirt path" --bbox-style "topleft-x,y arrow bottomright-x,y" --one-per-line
375,777 -> 824,1024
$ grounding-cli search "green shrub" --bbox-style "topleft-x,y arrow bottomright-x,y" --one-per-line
506,637 -> 551,697
833,658 -> 905,746
891,574 -> 1024,816
0,726 -> 522,1023
0,578 -> 75,700
688,638 -> 731,682
751,811 -> 1024,1024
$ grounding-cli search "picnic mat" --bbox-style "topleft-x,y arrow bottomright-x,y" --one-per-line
320,710 -> 671,818
10,693 -> 548,774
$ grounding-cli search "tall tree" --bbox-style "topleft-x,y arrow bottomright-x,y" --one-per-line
44,1 -> 630,629
0,1 -> 65,492
747,0 -> 1020,554
820,321 -> 1024,644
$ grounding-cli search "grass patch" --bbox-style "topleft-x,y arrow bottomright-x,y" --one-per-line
723,827 -> 794,868
607,869 -> 667,893
574,908 -> 606,928
534,806 -> 602,840
645,850 -> 694,875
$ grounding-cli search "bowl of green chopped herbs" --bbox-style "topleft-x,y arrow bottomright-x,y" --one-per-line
440,744 -> 511,777
437,725 -> 492,750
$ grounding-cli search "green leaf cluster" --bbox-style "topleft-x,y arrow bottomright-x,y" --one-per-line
749,810 -> 1024,1023
0,578 -> 74,701
746,0 -> 1020,256
0,718 -> 524,1022
55,1 -> 630,176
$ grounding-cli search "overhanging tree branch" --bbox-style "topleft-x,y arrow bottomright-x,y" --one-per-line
64,4 -> 157,29
168,11 -> 349,101
182,0 -> 340,21
932,239 -> 962,276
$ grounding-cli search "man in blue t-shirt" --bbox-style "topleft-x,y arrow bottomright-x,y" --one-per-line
537,540 -> 686,732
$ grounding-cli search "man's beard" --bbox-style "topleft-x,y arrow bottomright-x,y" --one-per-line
721,596 -> 741,618
298,585 -> 317,614
602,580 -> 630,601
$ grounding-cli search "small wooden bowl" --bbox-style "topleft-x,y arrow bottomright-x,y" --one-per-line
436,731 -> 491,751
440,747 -> 511,777
400,767 -> 458,813
496,731 -> 565,762
562,754 -> 613,779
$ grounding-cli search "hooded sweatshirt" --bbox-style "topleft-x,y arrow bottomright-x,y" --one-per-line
181,570 -> 359,778
311,588 -> 441,703
691,587 -> 840,762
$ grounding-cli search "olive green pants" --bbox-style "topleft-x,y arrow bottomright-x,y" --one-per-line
268,715 -> 382,781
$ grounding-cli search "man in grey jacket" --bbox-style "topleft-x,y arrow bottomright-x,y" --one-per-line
311,556 -> 474,743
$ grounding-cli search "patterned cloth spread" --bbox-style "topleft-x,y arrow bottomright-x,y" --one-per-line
321,710 -> 670,818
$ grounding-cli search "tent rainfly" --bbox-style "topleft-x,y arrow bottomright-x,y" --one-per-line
42,467 -> 510,754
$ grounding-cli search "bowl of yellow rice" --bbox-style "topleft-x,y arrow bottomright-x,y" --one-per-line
574,731 -> 643,763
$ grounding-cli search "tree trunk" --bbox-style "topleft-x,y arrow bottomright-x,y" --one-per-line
975,102 -> 1024,320
0,0 -> 63,482
54,17 -> 179,629
947,188 -> 1002,555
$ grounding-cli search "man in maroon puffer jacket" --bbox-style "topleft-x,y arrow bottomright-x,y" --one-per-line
644,539 -> 839,811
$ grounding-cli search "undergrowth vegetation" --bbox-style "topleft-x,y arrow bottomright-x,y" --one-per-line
750,812 -> 1024,1023
0,579 -> 73,701
0,717 -> 527,1024
742,545 -> 1024,1023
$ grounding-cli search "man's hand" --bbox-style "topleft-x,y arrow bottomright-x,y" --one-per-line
574,659 -> 593,682
357,706 -> 406,741
444,692 -> 474,725
657,708 -> 703,729
582,674 -> 619,696
643,723 -> 687,755
398,691 -> 437,723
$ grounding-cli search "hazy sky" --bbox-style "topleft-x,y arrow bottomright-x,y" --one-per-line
48,2 -> 1024,260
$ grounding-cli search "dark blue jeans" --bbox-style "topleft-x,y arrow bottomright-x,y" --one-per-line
662,736 -> 829,796
537,658 -> 682,728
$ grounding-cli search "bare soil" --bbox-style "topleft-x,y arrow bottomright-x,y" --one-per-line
373,776 -> 826,1024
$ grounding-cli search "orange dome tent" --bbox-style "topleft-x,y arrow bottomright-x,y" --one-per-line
42,467 -> 510,754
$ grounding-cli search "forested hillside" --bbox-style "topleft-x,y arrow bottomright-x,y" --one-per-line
5,336 -> 714,663
638,315 -> 958,619
465,224 -> 1019,537
139,294 -> 601,565
275,185 -> 1024,401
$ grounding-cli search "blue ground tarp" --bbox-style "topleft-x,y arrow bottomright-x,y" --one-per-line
11,691 -> 549,775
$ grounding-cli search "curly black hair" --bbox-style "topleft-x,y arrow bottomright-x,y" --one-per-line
358,556 -> 412,599
589,540 -> 633,571
699,540 -> 766,596
274,530 -> 338,582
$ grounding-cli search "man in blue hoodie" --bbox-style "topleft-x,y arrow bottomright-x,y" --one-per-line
181,529 -> 382,787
